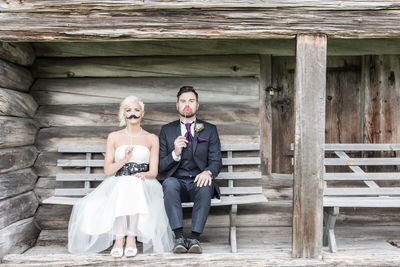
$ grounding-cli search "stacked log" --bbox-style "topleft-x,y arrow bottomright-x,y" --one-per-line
0,42 -> 40,259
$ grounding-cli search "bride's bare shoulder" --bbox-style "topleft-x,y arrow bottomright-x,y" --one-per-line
107,129 -> 125,141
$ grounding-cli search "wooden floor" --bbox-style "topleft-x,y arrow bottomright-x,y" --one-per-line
2,225 -> 400,266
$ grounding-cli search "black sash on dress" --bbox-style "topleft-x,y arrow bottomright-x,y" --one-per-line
115,162 -> 149,177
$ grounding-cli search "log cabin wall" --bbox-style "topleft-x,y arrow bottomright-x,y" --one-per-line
0,42 -> 40,258
29,41 -> 400,233
30,47 -> 263,230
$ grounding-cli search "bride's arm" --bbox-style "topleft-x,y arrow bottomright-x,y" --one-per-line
140,134 -> 159,179
103,132 -> 130,175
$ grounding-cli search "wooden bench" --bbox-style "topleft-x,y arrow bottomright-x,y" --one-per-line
291,143 -> 400,253
43,143 -> 268,253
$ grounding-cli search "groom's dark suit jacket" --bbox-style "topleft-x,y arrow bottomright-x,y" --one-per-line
158,119 -> 222,199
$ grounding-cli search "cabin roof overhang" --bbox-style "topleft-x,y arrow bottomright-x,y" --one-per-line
2,2 -> 400,41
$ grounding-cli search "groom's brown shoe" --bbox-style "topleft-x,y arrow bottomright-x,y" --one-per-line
173,237 -> 188,253
187,238 -> 202,254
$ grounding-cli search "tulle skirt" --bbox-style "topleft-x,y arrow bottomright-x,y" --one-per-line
68,175 -> 174,254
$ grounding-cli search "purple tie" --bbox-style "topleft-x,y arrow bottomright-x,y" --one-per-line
184,122 -> 194,146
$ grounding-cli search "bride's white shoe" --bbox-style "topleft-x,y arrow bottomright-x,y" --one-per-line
110,247 -> 123,258
125,247 -> 138,257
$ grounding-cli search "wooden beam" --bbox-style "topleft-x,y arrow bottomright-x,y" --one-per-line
0,168 -> 38,200
0,117 -> 38,148
0,59 -> 33,92
31,56 -> 259,78
2,10 -> 400,41
30,77 -> 260,105
32,40 -> 295,57
0,88 -> 38,117
0,217 -> 40,258
34,102 -> 259,127
0,42 -> 35,66
30,39 -> 400,57
292,34 -> 326,258
0,191 -> 38,229
259,55 -> 272,174
2,1 -> 400,11
0,146 -> 38,174
35,126 -> 259,152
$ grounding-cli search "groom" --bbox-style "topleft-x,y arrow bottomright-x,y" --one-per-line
159,86 -> 222,254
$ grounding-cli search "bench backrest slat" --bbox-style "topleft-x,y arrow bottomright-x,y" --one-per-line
56,171 -> 263,181
325,158 -> 400,166
55,143 -> 263,199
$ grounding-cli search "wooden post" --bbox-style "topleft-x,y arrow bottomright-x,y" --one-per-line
259,55 -> 272,174
292,34 -> 327,258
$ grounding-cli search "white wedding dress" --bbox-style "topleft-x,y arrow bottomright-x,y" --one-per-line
68,145 -> 174,254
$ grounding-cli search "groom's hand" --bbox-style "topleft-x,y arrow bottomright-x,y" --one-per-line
194,171 -> 212,187
174,136 -> 188,156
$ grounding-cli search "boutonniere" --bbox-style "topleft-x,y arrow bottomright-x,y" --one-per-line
194,123 -> 205,133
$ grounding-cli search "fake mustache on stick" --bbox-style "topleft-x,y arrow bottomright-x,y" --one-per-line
126,114 -> 141,119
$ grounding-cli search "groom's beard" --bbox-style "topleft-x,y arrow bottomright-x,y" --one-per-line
179,110 -> 196,118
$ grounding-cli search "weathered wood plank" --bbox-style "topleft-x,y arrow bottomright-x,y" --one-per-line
325,57 -> 361,144
56,156 -> 261,170
0,146 -> 38,174
0,217 -> 40,258
325,144 -> 400,151
0,117 -> 38,148
363,55 -> 400,146
57,143 -> 260,153
55,171 -> 262,182
34,102 -> 259,127
30,39 -> 400,58
259,55 -> 272,174
0,42 -> 35,66
32,40 -> 296,57
30,77 -> 260,105
325,158 -> 400,166
0,191 -> 38,229
53,186 -> 264,197
271,56 -> 295,174
324,172 -> 400,180
292,34 -> 327,258
0,168 -> 37,200
31,56 -> 259,78
324,197 -> 400,207
36,126 -> 259,152
3,10 -> 400,41
2,1 -> 400,11
325,188 -> 400,196
0,88 -> 38,117
0,59 -> 33,92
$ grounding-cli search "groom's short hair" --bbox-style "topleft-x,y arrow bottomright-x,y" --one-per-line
177,86 -> 198,101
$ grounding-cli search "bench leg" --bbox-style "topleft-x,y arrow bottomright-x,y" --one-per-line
323,207 -> 339,253
229,204 -> 238,253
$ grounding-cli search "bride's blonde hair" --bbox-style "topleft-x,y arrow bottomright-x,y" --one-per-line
119,95 -> 145,127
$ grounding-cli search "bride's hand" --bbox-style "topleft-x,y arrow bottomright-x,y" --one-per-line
124,146 -> 134,162
135,172 -> 145,181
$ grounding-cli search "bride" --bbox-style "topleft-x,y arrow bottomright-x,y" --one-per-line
68,95 -> 174,257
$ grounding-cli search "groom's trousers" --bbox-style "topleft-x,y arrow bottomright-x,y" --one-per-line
162,177 -> 213,233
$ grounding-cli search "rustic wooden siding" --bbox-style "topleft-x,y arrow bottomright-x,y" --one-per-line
32,54 -> 266,230
2,2 -> 400,40
271,56 -> 363,174
31,39 -> 400,58
31,49 -> 400,232
0,42 -> 40,259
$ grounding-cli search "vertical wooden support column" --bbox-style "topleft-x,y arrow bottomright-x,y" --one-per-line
292,34 -> 327,258
259,55 -> 272,174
